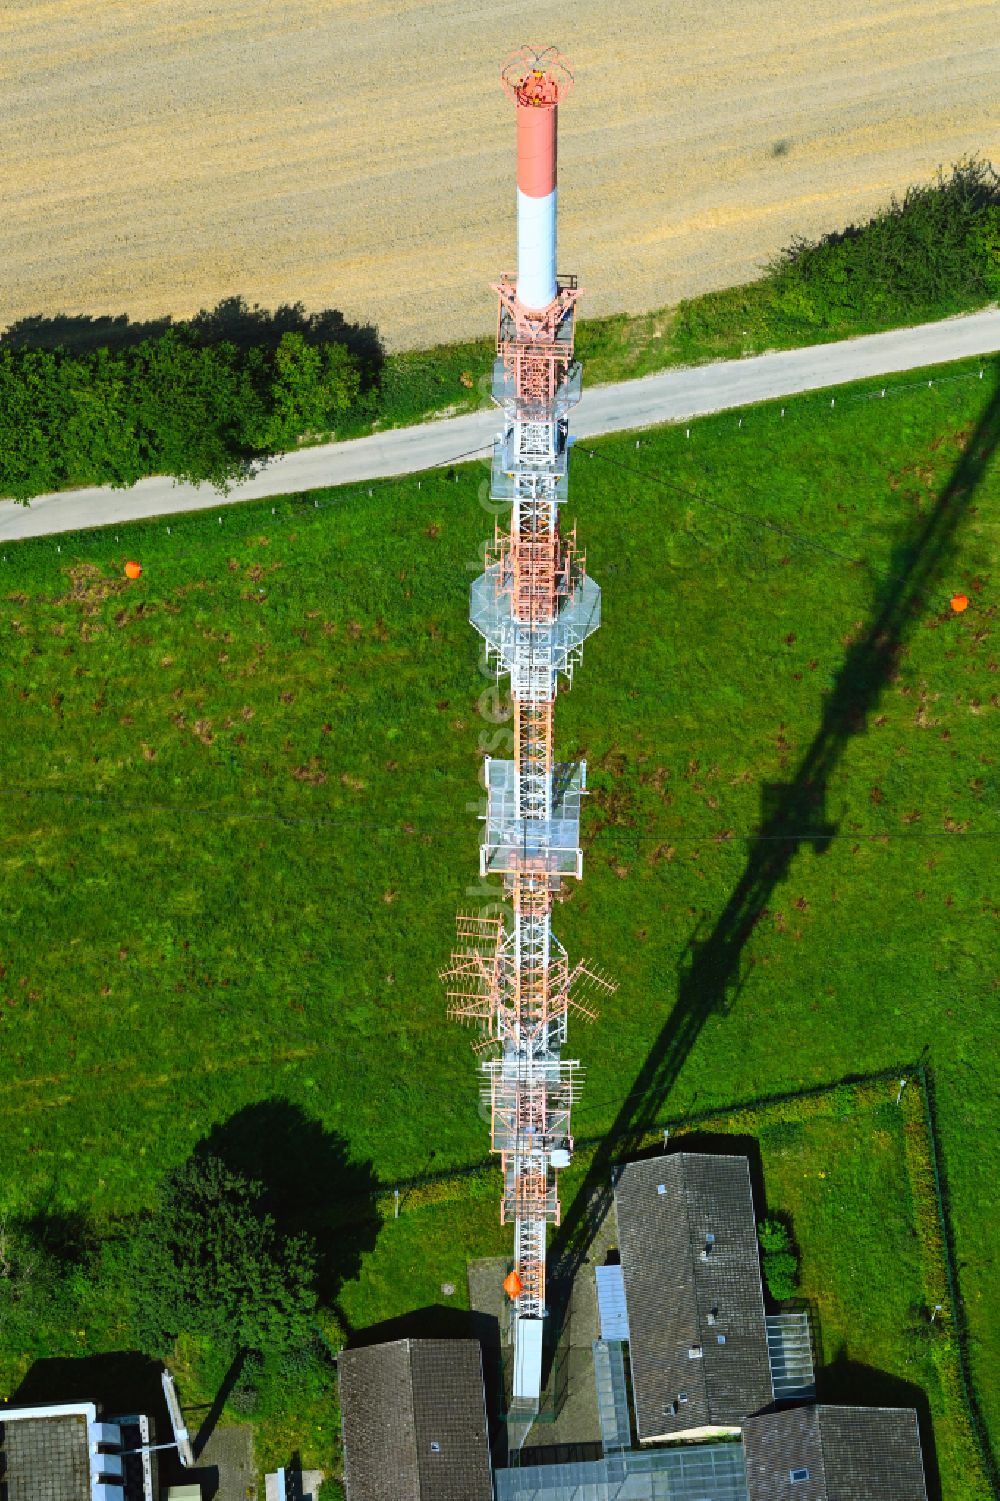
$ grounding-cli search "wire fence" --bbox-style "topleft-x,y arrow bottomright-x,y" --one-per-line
1,354 -> 996,578
575,356 -> 1000,588
2,351 -> 997,852
2,352 -> 997,1483
1,778 -> 998,854
323,1063 -> 924,1215
0,438 -> 491,571
917,1063 -> 1000,1497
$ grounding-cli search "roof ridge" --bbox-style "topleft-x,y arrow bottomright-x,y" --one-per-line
402,1338 -> 422,1486
813,1404 -> 832,1496
678,1156 -> 709,1411
741,1155 -> 770,1350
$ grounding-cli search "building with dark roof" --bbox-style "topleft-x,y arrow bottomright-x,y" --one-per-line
742,1405 -> 929,1501
332,1155 -> 931,1501
0,1401 -> 156,1500
338,1337 -> 492,1501
613,1152 -> 774,1442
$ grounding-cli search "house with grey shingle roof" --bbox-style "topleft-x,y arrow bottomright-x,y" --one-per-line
336,1152 -> 931,1501
493,1149 -> 931,1497
742,1404 -> 930,1501
338,1337 -> 492,1501
612,1152 -> 774,1442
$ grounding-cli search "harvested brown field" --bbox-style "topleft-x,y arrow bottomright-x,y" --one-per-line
2,0 -> 999,351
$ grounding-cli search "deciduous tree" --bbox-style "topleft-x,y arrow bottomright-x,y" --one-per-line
131,1154 -> 318,1360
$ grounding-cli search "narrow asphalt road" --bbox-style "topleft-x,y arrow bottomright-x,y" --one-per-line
2,307 -> 998,542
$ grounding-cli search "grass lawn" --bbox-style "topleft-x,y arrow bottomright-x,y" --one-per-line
1,356 -> 998,1492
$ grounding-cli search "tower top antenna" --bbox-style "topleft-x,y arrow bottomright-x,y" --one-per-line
500,45 -> 574,106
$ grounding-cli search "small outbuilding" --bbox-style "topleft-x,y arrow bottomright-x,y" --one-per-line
0,1400 -> 156,1500
613,1152 -> 774,1442
742,1404 -> 930,1500
338,1337 -> 492,1501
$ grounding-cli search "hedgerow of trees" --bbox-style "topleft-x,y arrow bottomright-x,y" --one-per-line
765,156 -> 1000,328
0,309 -> 367,503
2,160 -> 998,504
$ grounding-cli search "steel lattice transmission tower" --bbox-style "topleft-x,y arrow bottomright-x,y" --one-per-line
442,45 -> 615,1416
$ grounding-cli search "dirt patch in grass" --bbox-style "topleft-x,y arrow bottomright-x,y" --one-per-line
55,563 -> 128,612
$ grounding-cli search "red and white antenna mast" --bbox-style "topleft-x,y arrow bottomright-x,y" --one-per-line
443,45 -> 615,1421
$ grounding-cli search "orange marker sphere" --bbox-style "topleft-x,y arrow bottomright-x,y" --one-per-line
503,1269 -> 523,1301
124,560 -> 142,580
950,593 -> 969,613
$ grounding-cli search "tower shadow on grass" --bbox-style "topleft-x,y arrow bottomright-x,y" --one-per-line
546,377 -> 1000,1364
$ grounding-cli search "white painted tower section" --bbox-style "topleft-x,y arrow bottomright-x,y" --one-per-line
516,188 -> 558,311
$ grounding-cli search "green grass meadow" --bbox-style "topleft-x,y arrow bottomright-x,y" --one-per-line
1,356 -> 998,1491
